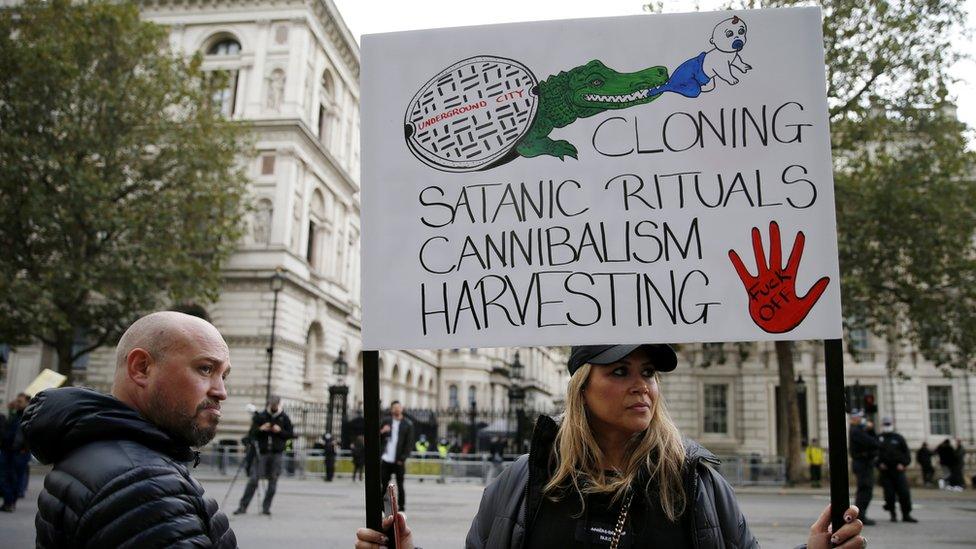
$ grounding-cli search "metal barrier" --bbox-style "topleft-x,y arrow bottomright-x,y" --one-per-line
714,455 -> 787,486
196,447 -> 786,486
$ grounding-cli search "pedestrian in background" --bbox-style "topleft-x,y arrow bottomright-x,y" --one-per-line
351,435 -> 365,482
916,442 -> 935,487
877,417 -> 916,523
314,432 -> 338,481
358,344 -> 865,549
849,409 -> 879,525
380,401 -> 414,511
1,393 -> 30,512
805,438 -> 825,488
234,395 -> 294,516
937,438 -> 957,490
949,438 -> 966,490
414,433 -> 430,454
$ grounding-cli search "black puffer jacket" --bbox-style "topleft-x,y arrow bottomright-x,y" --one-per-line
465,415 -> 758,549
22,387 -> 237,548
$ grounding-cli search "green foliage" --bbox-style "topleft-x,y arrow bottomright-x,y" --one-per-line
717,0 -> 976,372
0,0 -> 252,379
782,0 -> 976,372
835,109 -> 976,371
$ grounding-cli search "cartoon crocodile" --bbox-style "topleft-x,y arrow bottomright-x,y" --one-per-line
515,60 -> 670,160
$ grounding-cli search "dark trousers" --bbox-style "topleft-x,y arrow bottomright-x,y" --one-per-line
879,467 -> 912,516
810,464 -> 822,486
381,460 -> 406,511
325,455 -> 336,481
1,451 -> 29,506
239,452 -> 282,512
921,465 -> 935,486
352,462 -> 364,481
853,459 -> 875,518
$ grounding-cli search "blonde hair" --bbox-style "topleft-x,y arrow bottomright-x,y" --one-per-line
543,364 -> 687,521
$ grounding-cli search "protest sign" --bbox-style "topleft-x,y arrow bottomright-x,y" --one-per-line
23,368 -> 67,397
361,6 -> 841,350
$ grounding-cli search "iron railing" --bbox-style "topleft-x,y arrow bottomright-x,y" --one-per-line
195,447 -> 786,486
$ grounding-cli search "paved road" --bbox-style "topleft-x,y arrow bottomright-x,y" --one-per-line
2,472 -> 975,547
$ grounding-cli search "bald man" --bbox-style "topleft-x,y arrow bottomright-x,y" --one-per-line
22,311 -> 238,548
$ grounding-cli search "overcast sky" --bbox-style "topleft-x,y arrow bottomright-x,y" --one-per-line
333,0 -> 976,144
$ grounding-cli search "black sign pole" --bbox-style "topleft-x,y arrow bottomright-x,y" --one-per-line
362,349 -> 383,531
824,338 -> 850,535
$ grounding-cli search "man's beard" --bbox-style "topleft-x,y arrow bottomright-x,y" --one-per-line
147,394 -> 221,448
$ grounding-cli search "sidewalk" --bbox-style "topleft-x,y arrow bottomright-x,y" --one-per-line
734,483 -> 976,501
3,472 -> 975,548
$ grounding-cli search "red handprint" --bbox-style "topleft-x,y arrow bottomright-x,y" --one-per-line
728,221 -> 830,334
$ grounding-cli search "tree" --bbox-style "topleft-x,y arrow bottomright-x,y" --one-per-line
0,0 -> 252,384
764,0 -> 975,483
644,0 -> 974,484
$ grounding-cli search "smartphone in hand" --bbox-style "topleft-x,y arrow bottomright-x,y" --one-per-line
386,481 -> 401,549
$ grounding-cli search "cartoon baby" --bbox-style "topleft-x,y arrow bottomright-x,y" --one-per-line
648,15 -> 752,98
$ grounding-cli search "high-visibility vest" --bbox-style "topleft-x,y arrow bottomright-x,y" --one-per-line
437,444 -> 449,458
805,445 -> 825,466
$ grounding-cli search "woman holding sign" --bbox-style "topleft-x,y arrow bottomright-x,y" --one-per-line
356,344 -> 865,549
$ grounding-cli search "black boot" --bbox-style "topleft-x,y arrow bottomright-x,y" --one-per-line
902,514 -> 919,523
862,517 -> 877,526
889,509 -> 897,522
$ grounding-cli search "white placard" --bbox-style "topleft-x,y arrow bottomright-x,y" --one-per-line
361,7 -> 842,350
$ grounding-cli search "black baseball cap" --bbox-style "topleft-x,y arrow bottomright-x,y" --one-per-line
568,344 -> 678,376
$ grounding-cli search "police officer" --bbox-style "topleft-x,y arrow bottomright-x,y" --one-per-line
849,409 -> 879,525
877,417 -> 917,522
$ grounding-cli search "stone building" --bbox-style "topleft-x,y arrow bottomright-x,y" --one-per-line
1,0 -> 972,459
0,0 -> 568,449
664,339 -> 976,460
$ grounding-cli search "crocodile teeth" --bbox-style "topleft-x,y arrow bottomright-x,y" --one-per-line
584,89 -> 650,103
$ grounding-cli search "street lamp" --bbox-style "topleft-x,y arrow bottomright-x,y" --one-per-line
795,374 -> 806,395
328,349 -> 350,440
265,267 -> 285,406
508,350 -> 526,454
510,350 -> 523,381
468,400 -> 478,452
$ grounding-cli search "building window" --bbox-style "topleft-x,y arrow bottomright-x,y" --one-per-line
306,220 -> 317,264
845,384 -> 878,418
449,385 -> 459,408
207,38 -> 240,56
260,155 -> 275,175
850,328 -> 869,351
205,38 -> 241,118
928,386 -> 953,436
319,70 -> 337,148
703,383 -> 729,434
468,385 -> 477,408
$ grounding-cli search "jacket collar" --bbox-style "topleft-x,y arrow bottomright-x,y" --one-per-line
22,387 -> 197,465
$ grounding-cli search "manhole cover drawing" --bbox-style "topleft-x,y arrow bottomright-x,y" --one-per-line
404,56 -> 539,173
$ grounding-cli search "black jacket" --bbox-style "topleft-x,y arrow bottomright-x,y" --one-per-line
380,415 -> 415,464
464,415 -> 758,549
22,387 -> 237,549
877,431 -> 911,468
848,424 -> 879,462
916,446 -> 933,469
248,409 -> 294,454
936,441 -> 957,467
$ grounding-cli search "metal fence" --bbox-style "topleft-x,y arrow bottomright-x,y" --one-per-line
275,404 -> 558,454
195,447 -> 786,487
